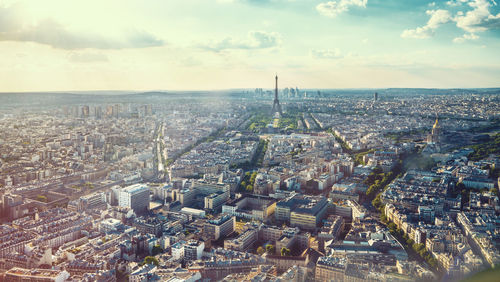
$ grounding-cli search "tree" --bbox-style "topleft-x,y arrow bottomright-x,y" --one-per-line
152,245 -> 163,256
265,244 -> 275,254
413,243 -> 425,253
419,249 -> 427,257
281,247 -> 291,256
366,184 -> 378,197
380,214 -> 388,223
456,182 -> 466,190
251,172 -> 257,180
428,257 -> 438,268
396,228 -> 404,237
36,195 -> 47,202
372,196 -> 382,210
257,246 -> 265,255
246,185 -> 253,191
143,256 -> 159,266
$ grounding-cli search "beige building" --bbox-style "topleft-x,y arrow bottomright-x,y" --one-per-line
4,267 -> 70,282
315,256 -> 346,282
204,215 -> 235,241
224,227 -> 258,252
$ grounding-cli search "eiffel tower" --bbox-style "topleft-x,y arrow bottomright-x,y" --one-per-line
271,74 -> 282,117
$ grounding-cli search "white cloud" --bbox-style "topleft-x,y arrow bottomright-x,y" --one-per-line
446,0 -> 468,7
0,5 -> 164,50
198,31 -> 281,52
453,32 -> 479,42
311,48 -> 343,59
401,27 -> 433,39
454,0 -> 500,33
427,9 -> 453,28
316,0 -> 367,18
401,9 -> 452,39
404,0 -> 500,42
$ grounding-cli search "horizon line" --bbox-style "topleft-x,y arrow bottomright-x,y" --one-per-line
1,86 -> 500,95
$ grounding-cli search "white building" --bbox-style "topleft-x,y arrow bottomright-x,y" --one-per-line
184,240 -> 204,261
129,264 -> 157,282
171,241 -> 186,260
119,184 -> 150,214
180,207 -> 206,218
99,218 -> 122,233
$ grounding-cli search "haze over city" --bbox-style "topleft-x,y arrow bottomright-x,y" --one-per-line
1,0 -> 500,92
1,1 -> 500,282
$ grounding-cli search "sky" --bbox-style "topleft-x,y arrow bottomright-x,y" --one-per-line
1,0 -> 500,92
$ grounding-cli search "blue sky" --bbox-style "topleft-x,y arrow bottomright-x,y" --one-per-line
0,0 -> 499,91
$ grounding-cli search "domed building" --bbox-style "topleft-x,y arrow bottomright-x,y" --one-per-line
427,118 -> 440,144
423,117 -> 441,154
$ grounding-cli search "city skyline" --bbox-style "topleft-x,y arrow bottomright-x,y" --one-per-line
1,0 -> 500,92
1,1 -> 500,281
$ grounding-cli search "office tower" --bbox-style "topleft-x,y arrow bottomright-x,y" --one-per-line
95,106 -> 102,119
106,105 -> 113,117
82,105 -> 89,118
119,184 -> 150,214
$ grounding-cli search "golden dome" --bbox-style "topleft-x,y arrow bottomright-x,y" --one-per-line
433,118 -> 439,129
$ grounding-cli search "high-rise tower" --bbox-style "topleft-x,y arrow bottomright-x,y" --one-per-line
271,74 -> 282,117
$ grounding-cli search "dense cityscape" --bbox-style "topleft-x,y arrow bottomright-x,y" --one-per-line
3,0 -> 500,280
0,82 -> 499,281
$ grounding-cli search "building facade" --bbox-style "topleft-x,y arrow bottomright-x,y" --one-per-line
118,184 -> 150,214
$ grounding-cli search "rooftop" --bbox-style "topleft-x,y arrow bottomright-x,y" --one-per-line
6,267 -> 67,278
122,183 -> 148,194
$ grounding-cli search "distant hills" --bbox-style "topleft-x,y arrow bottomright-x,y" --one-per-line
0,88 -> 499,110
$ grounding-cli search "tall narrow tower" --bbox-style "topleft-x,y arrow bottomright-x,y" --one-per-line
272,74 -> 282,116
